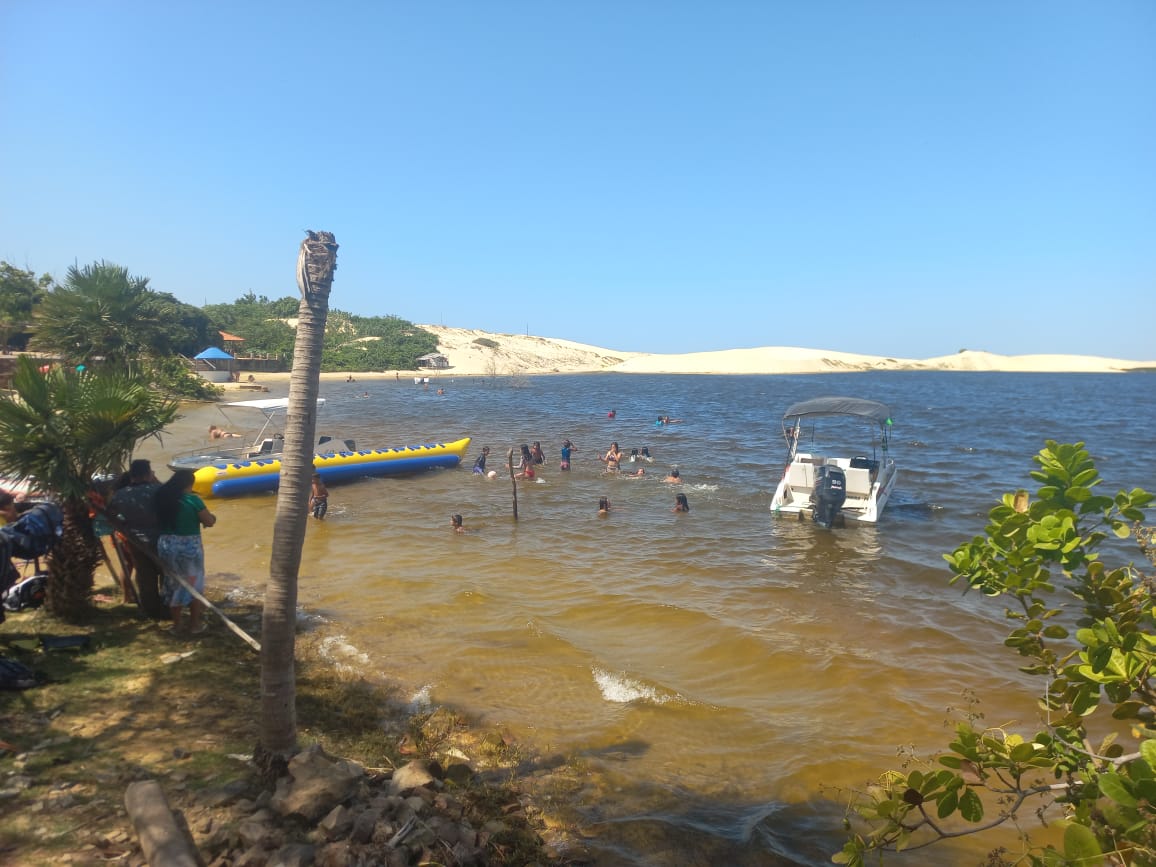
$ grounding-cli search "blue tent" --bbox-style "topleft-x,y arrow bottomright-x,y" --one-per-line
194,347 -> 234,360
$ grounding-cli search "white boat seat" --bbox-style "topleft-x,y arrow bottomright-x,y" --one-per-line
844,467 -> 873,498
786,462 -> 814,491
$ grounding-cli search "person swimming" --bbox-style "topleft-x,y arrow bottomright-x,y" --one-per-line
664,468 -> 682,483
451,514 -> 466,533
673,493 -> 690,512
598,497 -> 611,515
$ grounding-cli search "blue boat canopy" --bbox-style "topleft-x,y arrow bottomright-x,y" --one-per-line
195,347 -> 234,360
782,397 -> 893,427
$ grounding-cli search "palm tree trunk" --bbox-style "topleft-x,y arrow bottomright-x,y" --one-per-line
45,499 -> 101,621
257,232 -> 338,772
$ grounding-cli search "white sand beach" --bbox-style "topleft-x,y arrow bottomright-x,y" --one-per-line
220,326 -> 1156,390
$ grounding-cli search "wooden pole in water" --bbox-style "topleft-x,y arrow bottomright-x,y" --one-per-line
507,448 -> 518,520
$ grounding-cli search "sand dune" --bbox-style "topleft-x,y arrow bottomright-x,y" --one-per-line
418,326 -> 1155,376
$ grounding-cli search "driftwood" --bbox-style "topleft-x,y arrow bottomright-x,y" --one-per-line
124,779 -> 199,867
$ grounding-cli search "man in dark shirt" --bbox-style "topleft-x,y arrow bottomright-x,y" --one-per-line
109,459 -> 167,619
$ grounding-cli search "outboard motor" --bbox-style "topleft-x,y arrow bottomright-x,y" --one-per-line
811,464 -> 847,529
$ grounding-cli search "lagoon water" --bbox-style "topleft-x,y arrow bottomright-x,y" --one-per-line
141,372 -> 1156,866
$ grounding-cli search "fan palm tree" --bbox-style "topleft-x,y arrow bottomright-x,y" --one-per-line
0,357 -> 179,620
259,231 -> 338,768
32,261 -> 210,367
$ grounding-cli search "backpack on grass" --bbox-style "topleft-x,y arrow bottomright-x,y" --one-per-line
0,657 -> 43,690
2,573 -> 47,612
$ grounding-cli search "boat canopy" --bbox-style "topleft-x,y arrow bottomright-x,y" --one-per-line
221,397 -> 326,412
782,397 -> 893,427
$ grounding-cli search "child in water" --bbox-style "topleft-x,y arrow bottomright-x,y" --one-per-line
450,514 -> 466,533
673,493 -> 690,513
309,472 -> 329,519
598,497 -> 611,515
560,439 -> 576,470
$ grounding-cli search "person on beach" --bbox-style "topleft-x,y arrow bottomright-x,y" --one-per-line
560,439 -> 576,471
530,441 -> 546,465
309,472 -> 329,519
598,497 -> 611,515
109,459 -> 167,619
473,446 -> 491,475
450,514 -> 466,533
673,493 -> 690,512
0,491 -> 17,526
208,424 -> 241,439
664,468 -> 682,484
156,469 -> 216,635
600,442 -> 622,471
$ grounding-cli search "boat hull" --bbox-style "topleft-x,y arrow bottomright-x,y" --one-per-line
191,437 -> 471,499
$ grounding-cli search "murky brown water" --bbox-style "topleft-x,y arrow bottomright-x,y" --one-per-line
135,372 -> 1156,865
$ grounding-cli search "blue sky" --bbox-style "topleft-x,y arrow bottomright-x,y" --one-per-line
2,2 -> 1153,359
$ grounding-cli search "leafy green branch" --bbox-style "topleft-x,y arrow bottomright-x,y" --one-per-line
836,442 -> 1155,867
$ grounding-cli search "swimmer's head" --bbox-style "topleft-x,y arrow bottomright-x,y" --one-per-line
487,470 -> 498,479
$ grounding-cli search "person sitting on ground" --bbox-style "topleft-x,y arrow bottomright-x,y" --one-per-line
673,493 -> 690,512
598,497 -> 611,515
309,472 -> 329,519
450,514 -> 466,534
664,468 -> 682,483
473,446 -> 491,475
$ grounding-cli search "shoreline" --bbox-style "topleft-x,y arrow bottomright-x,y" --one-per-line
209,326 -> 1156,389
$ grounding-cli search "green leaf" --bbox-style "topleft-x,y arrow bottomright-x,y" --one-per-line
1063,821 -> 1103,864
936,789 -> 958,819
1140,739 -> 1156,766
1098,773 -> 1137,807
958,788 -> 984,822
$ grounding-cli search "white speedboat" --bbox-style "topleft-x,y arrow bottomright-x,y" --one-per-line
167,397 -> 329,471
769,397 -> 897,527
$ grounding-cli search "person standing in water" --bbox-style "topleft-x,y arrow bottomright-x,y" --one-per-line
309,472 -> 329,519
473,446 -> 491,475
673,493 -> 690,512
560,439 -> 576,471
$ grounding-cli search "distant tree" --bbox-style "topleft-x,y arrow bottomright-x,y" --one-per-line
0,263 -> 50,351
32,261 -> 209,367
836,442 -> 1154,866
0,357 -> 178,621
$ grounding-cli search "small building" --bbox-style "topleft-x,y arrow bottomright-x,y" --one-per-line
193,346 -> 235,382
416,352 -> 450,370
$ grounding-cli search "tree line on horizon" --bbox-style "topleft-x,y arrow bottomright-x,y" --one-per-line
0,260 -> 439,391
